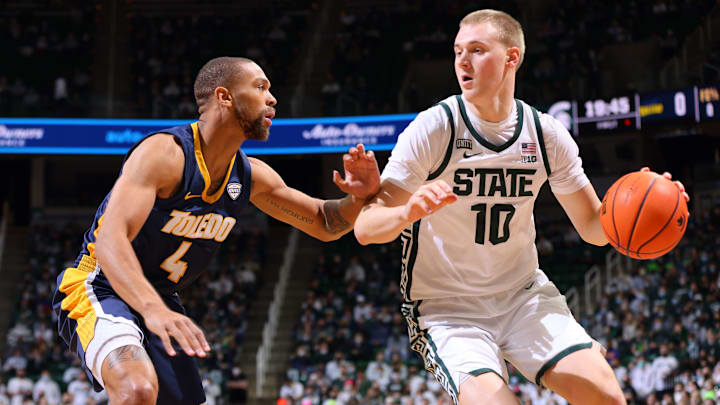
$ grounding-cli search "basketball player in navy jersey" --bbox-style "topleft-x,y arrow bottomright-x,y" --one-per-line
52,57 -> 380,405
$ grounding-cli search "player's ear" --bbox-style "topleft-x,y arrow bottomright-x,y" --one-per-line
214,87 -> 233,107
506,47 -> 521,69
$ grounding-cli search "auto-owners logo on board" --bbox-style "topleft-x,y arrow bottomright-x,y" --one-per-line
0,125 -> 44,147
302,123 -> 396,146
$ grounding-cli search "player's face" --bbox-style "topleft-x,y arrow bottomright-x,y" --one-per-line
231,62 -> 277,141
454,22 -> 510,102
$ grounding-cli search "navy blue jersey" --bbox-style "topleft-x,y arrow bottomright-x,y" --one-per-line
77,122 -> 252,294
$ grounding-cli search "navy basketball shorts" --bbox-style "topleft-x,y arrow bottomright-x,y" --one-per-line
52,254 -> 206,405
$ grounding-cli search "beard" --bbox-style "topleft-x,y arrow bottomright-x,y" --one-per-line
234,106 -> 269,141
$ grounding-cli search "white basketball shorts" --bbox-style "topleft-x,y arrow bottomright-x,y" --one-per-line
402,269 -> 593,402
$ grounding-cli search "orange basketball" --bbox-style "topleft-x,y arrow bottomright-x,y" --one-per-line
600,170 -> 689,260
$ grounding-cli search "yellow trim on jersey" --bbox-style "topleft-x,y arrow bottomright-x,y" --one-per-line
59,255 -> 98,351
191,122 -> 236,204
85,214 -> 105,258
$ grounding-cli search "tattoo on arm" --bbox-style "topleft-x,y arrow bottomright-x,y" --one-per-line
266,198 -> 315,224
322,200 -> 350,234
106,345 -> 151,370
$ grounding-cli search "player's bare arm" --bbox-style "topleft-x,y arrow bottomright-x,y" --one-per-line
250,144 -> 380,242
93,134 -> 210,358
554,183 -> 607,246
354,179 -> 458,245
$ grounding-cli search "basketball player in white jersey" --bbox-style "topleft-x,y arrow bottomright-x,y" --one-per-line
353,9 -> 686,405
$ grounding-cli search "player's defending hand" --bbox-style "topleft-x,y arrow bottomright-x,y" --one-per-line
403,180 -> 458,223
143,304 -> 211,358
640,167 -> 690,202
333,144 -> 380,200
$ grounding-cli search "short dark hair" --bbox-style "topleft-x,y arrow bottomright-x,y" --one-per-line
193,56 -> 253,105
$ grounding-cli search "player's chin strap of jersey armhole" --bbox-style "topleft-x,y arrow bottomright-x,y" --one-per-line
427,102 -> 456,181
530,106 -> 551,177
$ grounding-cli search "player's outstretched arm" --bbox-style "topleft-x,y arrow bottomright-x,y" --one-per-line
249,144 -> 380,242
94,134 -> 210,358
354,179 -> 458,245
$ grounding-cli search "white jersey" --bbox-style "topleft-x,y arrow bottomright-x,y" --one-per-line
382,94 -> 589,301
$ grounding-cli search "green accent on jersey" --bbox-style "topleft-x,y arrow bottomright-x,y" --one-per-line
426,332 -> 459,397
469,368 -> 507,383
535,342 -> 592,385
456,96 -> 524,153
402,299 -> 460,401
404,220 -> 421,300
530,105 -> 552,176
428,102 -> 456,181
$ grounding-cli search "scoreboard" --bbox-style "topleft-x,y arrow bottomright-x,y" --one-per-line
548,85 -> 720,136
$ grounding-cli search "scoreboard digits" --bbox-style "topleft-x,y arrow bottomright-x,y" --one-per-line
698,85 -> 719,121
549,85 -> 720,135
574,95 -> 639,135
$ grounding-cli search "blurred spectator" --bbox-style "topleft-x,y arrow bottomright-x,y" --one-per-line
652,344 -> 679,396
2,350 -> 26,373
0,382 -> 8,405
226,366 -> 248,404
279,376 -> 303,403
202,374 -> 221,405
352,295 -> 372,322
7,369 -> 32,405
321,73 -> 341,115
365,352 -> 391,391
344,256 -> 366,283
61,359 -> 81,386
53,77 -> 67,102
32,370 -> 60,405
66,373 -> 90,405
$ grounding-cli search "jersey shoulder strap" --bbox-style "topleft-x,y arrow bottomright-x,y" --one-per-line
427,101 -> 456,181
529,105 -> 552,177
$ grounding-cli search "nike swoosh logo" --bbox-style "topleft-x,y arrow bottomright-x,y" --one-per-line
524,281 -> 535,290
463,151 -> 483,158
184,192 -> 202,200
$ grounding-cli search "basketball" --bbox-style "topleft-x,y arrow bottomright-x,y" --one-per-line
600,170 -> 689,260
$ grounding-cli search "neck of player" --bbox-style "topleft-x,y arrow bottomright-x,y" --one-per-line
465,81 -> 515,123
196,119 -> 243,182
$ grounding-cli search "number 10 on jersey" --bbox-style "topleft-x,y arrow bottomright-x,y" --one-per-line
470,203 -> 515,245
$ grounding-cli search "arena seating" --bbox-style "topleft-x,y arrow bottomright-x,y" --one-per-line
1,1 -> 715,118
0,2 -> 95,117
126,2 -> 313,118
317,0 -> 717,116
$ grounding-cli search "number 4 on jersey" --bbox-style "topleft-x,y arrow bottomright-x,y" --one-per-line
471,203 -> 515,245
160,241 -> 192,282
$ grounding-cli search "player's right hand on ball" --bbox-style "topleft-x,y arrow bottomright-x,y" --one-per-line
143,304 -> 211,358
403,180 -> 458,223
